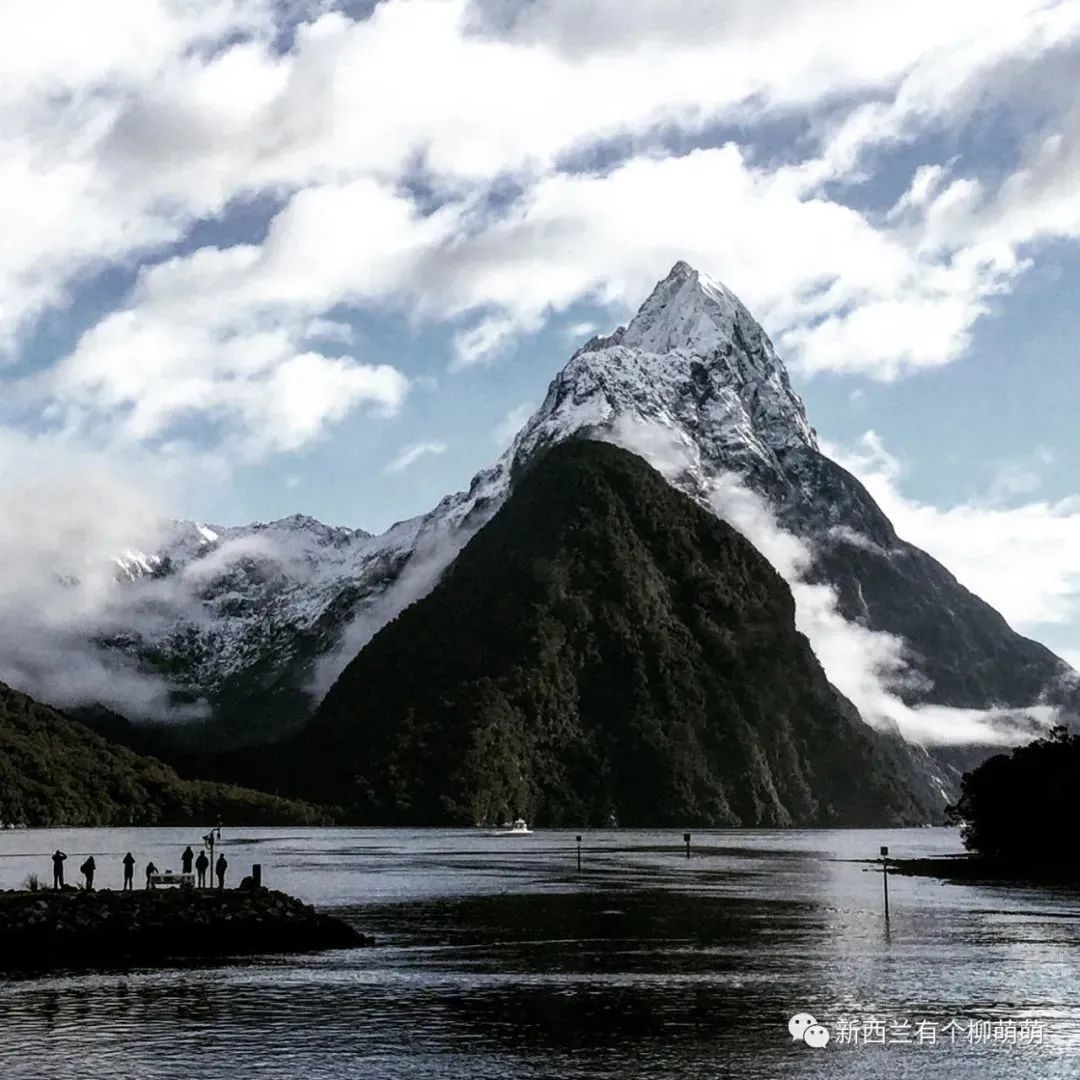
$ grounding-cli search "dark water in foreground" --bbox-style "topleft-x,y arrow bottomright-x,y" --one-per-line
1,827 -> 1078,1078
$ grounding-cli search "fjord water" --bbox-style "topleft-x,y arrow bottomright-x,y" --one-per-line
0,828 -> 1076,1079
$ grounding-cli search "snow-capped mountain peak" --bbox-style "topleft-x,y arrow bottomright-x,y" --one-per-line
511,262 -> 817,482
113,520 -> 219,582
613,259 -> 748,355
244,513 -> 370,551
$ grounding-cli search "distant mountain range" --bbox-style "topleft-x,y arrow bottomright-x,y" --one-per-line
97,262 -> 1074,752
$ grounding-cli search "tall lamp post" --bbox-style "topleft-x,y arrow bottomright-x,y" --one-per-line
203,825 -> 222,875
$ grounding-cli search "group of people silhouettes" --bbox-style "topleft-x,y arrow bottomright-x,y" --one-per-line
50,845 -> 228,891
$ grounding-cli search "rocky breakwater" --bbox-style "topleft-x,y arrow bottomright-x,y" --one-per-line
0,888 -> 372,973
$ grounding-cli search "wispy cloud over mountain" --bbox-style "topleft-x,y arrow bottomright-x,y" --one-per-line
385,441 -> 448,474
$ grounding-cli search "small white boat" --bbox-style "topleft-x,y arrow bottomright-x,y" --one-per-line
491,818 -> 532,835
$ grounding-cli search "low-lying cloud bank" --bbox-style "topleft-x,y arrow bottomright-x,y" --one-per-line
832,432 -> 1080,649
0,441 -> 194,719
605,419 -> 1060,748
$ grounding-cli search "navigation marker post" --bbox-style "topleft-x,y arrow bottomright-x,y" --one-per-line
880,844 -> 890,921
576,835 -> 582,872
684,833 -> 691,860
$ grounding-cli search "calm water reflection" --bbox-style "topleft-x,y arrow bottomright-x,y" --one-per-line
1,827 -> 1077,1078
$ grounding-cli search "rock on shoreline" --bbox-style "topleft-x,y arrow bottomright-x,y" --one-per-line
0,888 -> 372,973
890,856 -> 1080,887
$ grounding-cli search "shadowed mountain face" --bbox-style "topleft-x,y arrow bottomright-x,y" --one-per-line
299,441 -> 946,827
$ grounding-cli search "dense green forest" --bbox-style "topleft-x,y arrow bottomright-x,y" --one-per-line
949,725 -> 1080,862
298,440 -> 942,827
0,681 -> 326,827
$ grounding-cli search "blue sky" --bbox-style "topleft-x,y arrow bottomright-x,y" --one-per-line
1,0 -> 1079,665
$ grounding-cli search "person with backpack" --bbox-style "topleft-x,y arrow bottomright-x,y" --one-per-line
80,856 -> 96,890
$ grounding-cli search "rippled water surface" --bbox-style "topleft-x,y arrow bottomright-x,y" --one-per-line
1,826 -> 1078,1078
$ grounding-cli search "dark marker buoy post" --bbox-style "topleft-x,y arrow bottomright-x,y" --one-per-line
684,833 -> 691,860
203,825 -> 222,886
576,835 -> 582,872
880,844 -> 890,921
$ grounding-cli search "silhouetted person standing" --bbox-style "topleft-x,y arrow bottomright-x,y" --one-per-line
145,861 -> 158,890
51,850 -> 67,890
122,852 -> 135,891
195,850 -> 209,888
181,846 -> 194,875
80,856 -> 96,891
215,853 -> 228,890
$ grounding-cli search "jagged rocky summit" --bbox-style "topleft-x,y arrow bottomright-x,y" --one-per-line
90,262 -> 1075,753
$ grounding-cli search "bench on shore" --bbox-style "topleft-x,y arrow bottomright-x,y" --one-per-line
149,871 -> 195,888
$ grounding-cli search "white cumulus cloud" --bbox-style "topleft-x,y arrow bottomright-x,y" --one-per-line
830,433 -> 1080,635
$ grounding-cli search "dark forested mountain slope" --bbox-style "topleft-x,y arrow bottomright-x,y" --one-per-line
300,441 -> 945,827
0,681 -> 324,827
